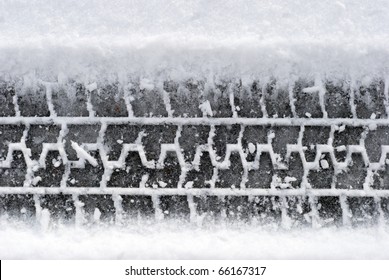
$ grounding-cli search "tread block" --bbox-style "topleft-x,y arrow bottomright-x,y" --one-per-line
17,85 -> 50,117
90,84 -> 128,117
179,125 -> 210,163
364,127 -> 389,163
335,154 -> 367,190
294,79 -> 323,118
130,84 -> 168,117
250,196 -> 282,227
67,151 -> 104,188
235,82 -> 264,118
381,198 -> 389,223
264,80 -> 292,118
348,197 -> 379,227
0,151 -> 27,187
121,195 -> 155,219
40,194 -> 75,222
324,80 -> 353,118
32,151 -> 64,188
0,125 -> 24,159
332,126 -> 363,162
225,196 -> 251,221
185,151 -> 213,189
247,153 -> 273,189
160,195 -> 190,220
372,164 -> 389,190
355,80 -> 387,119
203,83 -> 232,117
271,126 -> 300,161
242,125 -> 268,162
167,80 -> 203,117
317,196 -> 343,227
147,152 -> 181,188
0,82 -> 16,117
213,125 -> 241,159
273,152 -> 304,189
302,126 -> 330,162
104,125 -> 141,161
78,195 -> 115,224
308,153 -> 335,189
0,194 -> 35,222
52,83 -> 89,116
107,151 -> 149,188
141,125 -> 177,161
216,153 -> 243,188
286,196 -> 312,227
64,125 -> 100,160
194,196 -> 225,223
26,125 -> 61,160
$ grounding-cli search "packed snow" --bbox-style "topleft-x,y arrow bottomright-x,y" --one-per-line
0,221 -> 389,259
0,0 -> 388,82
1,0 -> 389,260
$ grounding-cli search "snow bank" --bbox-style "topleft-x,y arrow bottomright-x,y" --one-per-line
0,0 -> 388,82
1,221 -> 389,259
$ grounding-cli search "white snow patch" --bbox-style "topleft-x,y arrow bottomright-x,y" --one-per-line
32,176 -> 42,186
71,141 -> 98,167
0,0 -> 388,82
39,209 -> 50,231
369,123 -> 378,131
86,82 -> 97,92
336,145 -> 347,152
0,222 -> 388,259
139,79 -> 155,91
248,143 -> 256,154
93,208 -> 101,222
199,101 -> 213,117
284,176 -> 297,183
335,1 -> 347,10
52,159 -> 61,168
303,86 -> 321,93
320,159 -> 330,169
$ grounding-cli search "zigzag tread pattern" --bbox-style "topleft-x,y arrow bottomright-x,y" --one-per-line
1,78 -> 389,227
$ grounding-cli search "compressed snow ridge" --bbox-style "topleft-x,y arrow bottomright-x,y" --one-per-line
0,0 -> 388,82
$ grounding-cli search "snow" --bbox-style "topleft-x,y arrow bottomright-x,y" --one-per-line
52,159 -> 61,168
320,159 -> 330,169
70,141 -> 98,167
0,221 -> 388,259
85,82 -> 97,92
93,208 -> 101,222
31,176 -> 42,186
248,143 -> 256,154
0,0 -> 388,83
38,209 -> 51,231
303,86 -> 321,94
0,0 -> 389,260
139,79 -> 155,91
198,101 -> 213,117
